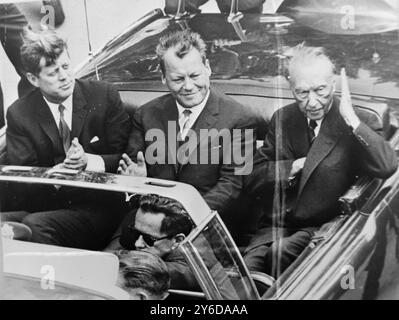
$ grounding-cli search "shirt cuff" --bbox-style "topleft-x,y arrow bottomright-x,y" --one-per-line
86,153 -> 105,172
347,115 -> 361,131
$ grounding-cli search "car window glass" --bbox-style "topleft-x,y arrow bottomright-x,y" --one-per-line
182,215 -> 259,300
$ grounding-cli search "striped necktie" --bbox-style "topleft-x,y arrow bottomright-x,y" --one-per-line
58,104 -> 71,154
179,109 -> 192,140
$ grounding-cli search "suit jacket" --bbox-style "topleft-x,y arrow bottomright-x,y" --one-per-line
5,79 -> 131,211
245,96 -> 397,230
126,89 -> 257,233
163,250 -> 200,291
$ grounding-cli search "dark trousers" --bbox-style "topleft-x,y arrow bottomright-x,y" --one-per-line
243,226 -> 316,278
2,199 -> 129,250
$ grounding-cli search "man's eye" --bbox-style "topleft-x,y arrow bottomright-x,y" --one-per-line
296,90 -> 308,96
173,78 -> 183,83
191,74 -> 200,79
63,64 -> 70,70
316,86 -> 326,93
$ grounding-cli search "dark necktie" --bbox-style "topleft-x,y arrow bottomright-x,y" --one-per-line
58,104 -> 71,154
308,119 -> 318,145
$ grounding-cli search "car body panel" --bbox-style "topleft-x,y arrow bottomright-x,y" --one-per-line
3,238 -> 129,300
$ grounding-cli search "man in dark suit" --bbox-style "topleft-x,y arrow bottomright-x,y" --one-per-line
0,3 -> 35,128
119,30 -> 257,241
243,43 -> 397,277
3,29 -> 131,249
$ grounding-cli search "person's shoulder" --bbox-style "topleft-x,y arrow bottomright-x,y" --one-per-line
212,89 -> 243,109
212,89 -> 251,120
271,101 -> 299,121
75,79 -> 114,93
163,249 -> 186,263
7,88 -> 42,117
140,93 -> 174,112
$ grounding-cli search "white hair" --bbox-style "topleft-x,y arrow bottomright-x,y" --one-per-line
284,42 -> 336,84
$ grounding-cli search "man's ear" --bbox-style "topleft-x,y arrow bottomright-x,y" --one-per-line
137,290 -> 150,300
161,74 -> 166,85
174,233 -> 186,244
332,77 -> 336,92
205,59 -> 212,76
26,72 -> 40,88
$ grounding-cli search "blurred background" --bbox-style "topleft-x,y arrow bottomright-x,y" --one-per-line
0,0 -> 220,111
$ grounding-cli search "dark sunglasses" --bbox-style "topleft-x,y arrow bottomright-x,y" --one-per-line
127,224 -> 173,247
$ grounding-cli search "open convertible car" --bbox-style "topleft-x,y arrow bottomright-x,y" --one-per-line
1,0 -> 399,299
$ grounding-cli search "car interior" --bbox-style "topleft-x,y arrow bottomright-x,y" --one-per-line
1,0 -> 399,300
0,87 -> 396,300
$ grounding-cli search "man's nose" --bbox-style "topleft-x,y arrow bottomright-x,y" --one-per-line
307,90 -> 319,107
58,68 -> 68,80
135,235 -> 146,250
182,77 -> 194,91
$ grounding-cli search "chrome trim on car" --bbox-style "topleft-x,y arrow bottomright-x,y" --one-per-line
168,289 -> 206,299
1,166 -> 34,173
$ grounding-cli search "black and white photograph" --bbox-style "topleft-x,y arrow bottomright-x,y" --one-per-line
1,0 -> 399,304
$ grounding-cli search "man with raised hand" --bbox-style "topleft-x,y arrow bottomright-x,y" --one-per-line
116,250 -> 171,300
243,43 -> 397,277
118,30 -> 257,243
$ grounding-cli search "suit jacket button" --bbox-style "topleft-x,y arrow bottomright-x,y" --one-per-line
286,208 -> 293,214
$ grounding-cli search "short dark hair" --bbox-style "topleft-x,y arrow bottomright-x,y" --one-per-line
138,194 -> 194,237
20,28 -> 68,75
156,30 -> 207,75
117,250 -> 170,297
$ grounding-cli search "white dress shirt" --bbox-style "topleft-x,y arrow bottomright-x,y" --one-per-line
176,90 -> 210,139
44,95 -> 73,131
43,95 -> 105,172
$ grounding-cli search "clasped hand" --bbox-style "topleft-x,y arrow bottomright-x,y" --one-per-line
62,138 -> 88,170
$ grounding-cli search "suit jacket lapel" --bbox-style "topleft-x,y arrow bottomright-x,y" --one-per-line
71,80 -> 89,139
160,95 -> 180,174
34,91 -> 64,153
179,90 -> 218,172
297,97 -> 345,198
288,106 -> 311,158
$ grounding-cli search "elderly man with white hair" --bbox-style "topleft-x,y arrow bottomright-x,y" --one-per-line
243,43 -> 397,278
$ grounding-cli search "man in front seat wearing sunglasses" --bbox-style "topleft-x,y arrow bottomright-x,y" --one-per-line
106,194 -> 199,291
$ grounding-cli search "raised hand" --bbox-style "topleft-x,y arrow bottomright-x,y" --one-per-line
339,68 -> 360,129
117,152 -> 147,177
63,138 -> 88,170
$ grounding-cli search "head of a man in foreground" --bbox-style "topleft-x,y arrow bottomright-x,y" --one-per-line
117,250 -> 170,300
129,194 -> 194,257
